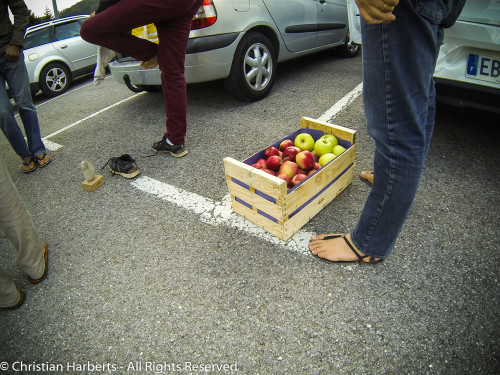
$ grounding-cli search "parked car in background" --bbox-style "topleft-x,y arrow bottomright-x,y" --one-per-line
434,0 -> 500,114
108,0 -> 360,102
22,15 -> 98,97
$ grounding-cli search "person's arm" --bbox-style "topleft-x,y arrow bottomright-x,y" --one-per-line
4,0 -> 29,61
355,0 -> 399,25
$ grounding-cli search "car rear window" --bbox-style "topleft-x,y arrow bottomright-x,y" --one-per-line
24,28 -> 51,49
54,21 -> 82,41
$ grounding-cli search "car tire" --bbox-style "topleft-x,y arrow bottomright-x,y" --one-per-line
224,32 -> 277,102
39,62 -> 71,97
337,31 -> 360,58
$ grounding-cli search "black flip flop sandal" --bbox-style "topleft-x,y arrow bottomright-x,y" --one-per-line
309,234 -> 384,264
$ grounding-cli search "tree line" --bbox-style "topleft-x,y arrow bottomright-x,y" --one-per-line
28,0 -> 100,26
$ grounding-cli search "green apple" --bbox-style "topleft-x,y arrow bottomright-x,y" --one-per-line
294,133 -> 315,151
313,138 -> 334,157
320,134 -> 338,147
333,145 -> 346,156
318,153 -> 337,166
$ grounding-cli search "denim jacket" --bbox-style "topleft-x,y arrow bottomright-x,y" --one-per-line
415,0 -> 467,28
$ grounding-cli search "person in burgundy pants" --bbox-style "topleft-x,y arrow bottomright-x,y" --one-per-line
81,0 -> 204,157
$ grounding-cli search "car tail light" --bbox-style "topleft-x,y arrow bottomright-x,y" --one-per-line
191,0 -> 217,30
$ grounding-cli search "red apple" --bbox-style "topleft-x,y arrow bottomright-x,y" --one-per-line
251,158 -> 267,169
313,162 -> 321,170
261,168 -> 276,176
292,173 -> 308,186
297,168 -> 307,175
307,169 -> 317,176
282,146 -> 301,162
278,160 -> 298,178
264,146 -> 279,159
295,151 -> 315,171
279,139 -> 294,152
266,155 -> 282,171
277,173 -> 293,188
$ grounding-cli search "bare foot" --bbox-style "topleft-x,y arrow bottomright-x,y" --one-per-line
140,55 -> 158,69
309,233 -> 380,263
360,170 -> 373,185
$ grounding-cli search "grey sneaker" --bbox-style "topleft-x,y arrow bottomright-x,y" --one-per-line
152,135 -> 188,157
105,154 -> 141,179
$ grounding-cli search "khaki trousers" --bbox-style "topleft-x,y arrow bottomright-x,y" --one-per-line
0,160 -> 44,307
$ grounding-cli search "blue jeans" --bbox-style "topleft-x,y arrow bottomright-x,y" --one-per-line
0,51 -> 45,160
351,0 -> 449,259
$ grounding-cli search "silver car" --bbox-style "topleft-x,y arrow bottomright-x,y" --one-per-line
108,0 -> 359,102
434,0 -> 500,114
23,15 -> 98,97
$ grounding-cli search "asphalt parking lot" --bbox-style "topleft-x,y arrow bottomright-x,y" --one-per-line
1,51 -> 499,374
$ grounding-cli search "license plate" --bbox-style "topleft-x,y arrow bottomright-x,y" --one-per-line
466,53 -> 500,84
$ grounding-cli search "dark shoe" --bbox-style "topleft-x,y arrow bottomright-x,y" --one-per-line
152,135 -> 188,157
34,152 -> 51,168
28,243 -> 48,284
0,291 -> 25,311
23,157 -> 37,173
105,154 -> 141,179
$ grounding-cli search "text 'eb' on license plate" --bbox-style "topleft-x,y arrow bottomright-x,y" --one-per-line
466,53 -> 500,84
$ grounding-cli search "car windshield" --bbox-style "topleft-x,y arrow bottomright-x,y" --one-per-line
458,0 -> 500,26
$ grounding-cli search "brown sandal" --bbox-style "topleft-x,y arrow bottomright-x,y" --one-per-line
22,157 -> 37,173
34,152 -> 51,168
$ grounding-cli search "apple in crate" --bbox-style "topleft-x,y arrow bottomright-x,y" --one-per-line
295,151 -> 315,171
320,134 -> 338,147
277,173 -> 293,188
251,158 -> 267,169
333,145 -> 346,156
292,173 -> 308,186
282,146 -> 301,162
266,155 -> 282,171
264,146 -> 280,159
313,138 -> 334,157
278,160 -> 298,178
279,139 -> 294,152
294,133 -> 315,151
318,153 -> 337,166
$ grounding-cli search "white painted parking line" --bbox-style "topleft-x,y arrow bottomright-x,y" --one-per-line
131,176 -> 314,254
130,83 -> 363,248
43,92 -> 145,146
317,82 -> 363,123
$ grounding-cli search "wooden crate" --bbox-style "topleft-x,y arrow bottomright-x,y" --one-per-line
223,117 -> 356,241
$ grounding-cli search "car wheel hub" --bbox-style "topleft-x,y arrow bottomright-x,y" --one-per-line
244,43 -> 272,91
46,68 -> 67,92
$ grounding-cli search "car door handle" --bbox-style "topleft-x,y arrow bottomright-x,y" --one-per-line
319,0 -> 326,3
60,45 -> 68,49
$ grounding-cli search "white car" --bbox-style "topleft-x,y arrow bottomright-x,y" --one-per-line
434,0 -> 500,114
23,15 -> 98,96
108,0 -> 360,102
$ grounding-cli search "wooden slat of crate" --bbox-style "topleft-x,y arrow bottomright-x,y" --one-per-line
281,144 -> 356,216
223,157 -> 287,198
230,197 -> 288,235
281,165 -> 354,240
301,117 -> 356,145
225,175 -> 285,218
